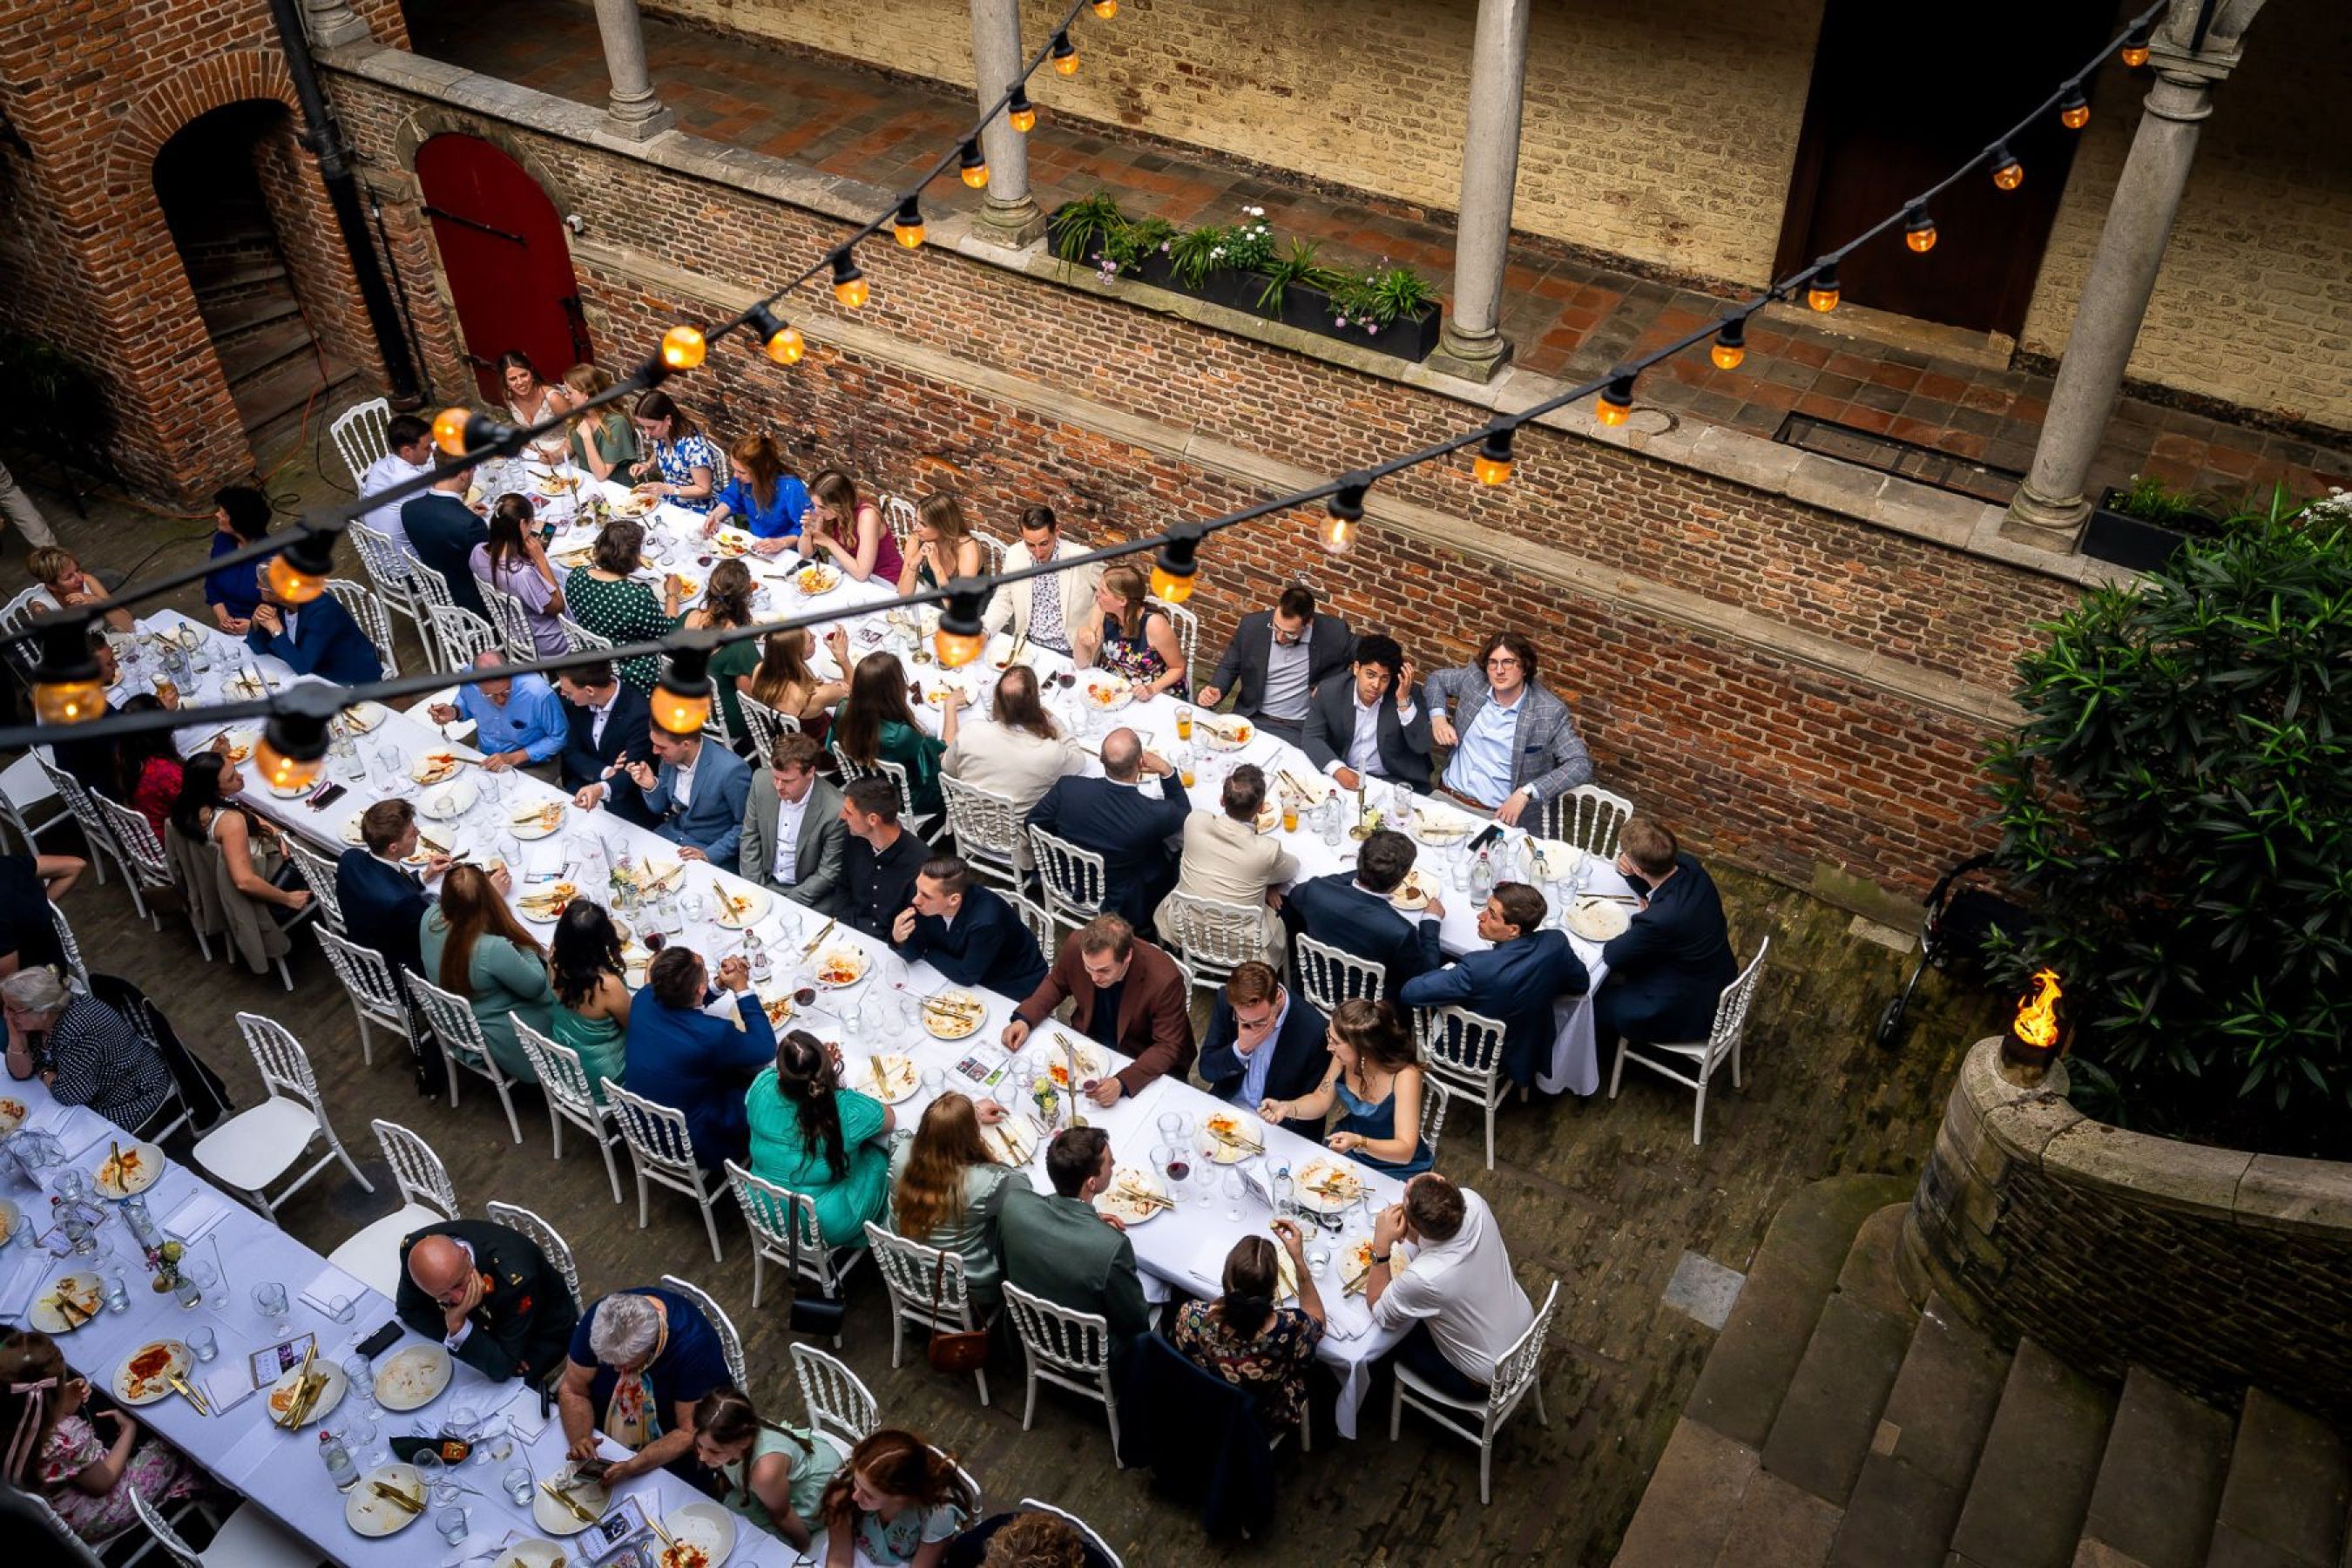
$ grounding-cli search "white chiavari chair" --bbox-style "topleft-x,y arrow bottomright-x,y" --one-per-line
88,793 -> 170,930
346,519 -> 426,643
328,397 -> 392,489
727,1160 -> 864,1324
605,1079 -> 726,1262
511,1017 -> 626,1203
1542,784 -> 1635,860
1293,932 -> 1384,1017
939,775 -> 1024,889
325,577 -> 400,679
0,749 -> 73,858
193,1012 -> 374,1220
1028,827 -> 1105,934
313,927 -> 409,1067
1145,595 -> 1200,692
32,751 -> 124,889
1002,1282 -> 1123,1460
484,1200 -> 584,1312
478,578 -> 542,663
863,1223 -> 997,1406
1153,889 -> 1263,1002
428,603 -> 501,669
129,1480 -> 309,1567
879,493 -> 917,555
46,899 -> 89,990
326,1119 -> 457,1299
402,970 -> 527,1144
558,613 -> 614,656
1390,1279 -> 1559,1504
791,1343 -> 879,1449
279,833 -> 346,934
660,1272 -> 748,1389
1609,938 -> 1770,1146
1416,1004 -> 1510,1171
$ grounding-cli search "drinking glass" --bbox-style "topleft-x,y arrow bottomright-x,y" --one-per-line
502,1465 -> 534,1506
187,1327 -> 218,1362
412,1447 -> 454,1506
186,1259 -> 226,1312
1152,1143 -> 1184,1204
104,1274 -> 130,1315
327,1293 -> 354,1324
434,1505 -> 469,1545
55,1170 -> 87,1205
252,1280 -> 289,1328
920,1066 -> 944,1099
1223,1167 -> 1247,1223
1155,1110 -> 1189,1146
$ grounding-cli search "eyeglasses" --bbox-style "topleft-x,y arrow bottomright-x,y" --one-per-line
1485,656 -> 1522,671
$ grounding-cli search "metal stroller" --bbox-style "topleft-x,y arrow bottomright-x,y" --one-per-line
1875,852 -> 2030,1051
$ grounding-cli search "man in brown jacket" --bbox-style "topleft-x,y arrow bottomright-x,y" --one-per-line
1001,913 -> 1196,1107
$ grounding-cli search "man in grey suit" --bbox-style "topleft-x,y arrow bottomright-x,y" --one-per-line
997,1126 -> 1152,1372
1422,631 -> 1594,827
1301,632 -> 1433,789
1195,583 -> 1355,741
737,731 -> 848,911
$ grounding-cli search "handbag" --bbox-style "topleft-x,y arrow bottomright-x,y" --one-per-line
783,1208 -> 847,1337
924,1257 -> 988,1374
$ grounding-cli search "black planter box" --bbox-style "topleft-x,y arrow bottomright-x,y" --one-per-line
2082,488 -> 2220,572
1078,236 -> 1441,364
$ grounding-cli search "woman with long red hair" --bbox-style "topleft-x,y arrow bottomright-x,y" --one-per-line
418,861 -> 554,1084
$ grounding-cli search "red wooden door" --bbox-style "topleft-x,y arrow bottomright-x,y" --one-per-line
415,134 -> 592,403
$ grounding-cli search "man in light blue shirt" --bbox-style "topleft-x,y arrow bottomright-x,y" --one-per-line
1198,960 -> 1329,1109
1423,631 -> 1594,826
426,650 -> 567,775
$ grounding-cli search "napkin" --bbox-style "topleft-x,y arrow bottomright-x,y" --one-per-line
298,1264 -> 367,1317
162,1191 -> 231,1246
199,1363 -> 258,1415
0,1257 -> 44,1321
1321,1292 -> 1375,1343
500,1382 -> 553,1442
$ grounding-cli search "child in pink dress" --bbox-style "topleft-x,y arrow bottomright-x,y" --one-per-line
3,1330 -> 206,1544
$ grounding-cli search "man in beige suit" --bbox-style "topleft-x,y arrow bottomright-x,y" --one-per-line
980,504 -> 1104,657
1157,763 -> 1297,967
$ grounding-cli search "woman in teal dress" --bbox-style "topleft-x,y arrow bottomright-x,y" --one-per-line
746,1031 -> 895,1247
828,640 -> 946,820
417,863 -> 556,1085
548,900 -> 632,1101
1258,997 -> 1432,1177
691,1387 -> 846,1553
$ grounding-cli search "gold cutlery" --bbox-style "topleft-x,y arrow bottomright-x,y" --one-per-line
167,1373 -> 209,1416
541,1480 -> 598,1526
370,1479 -> 425,1515
801,917 -> 838,957
1206,1123 -> 1265,1156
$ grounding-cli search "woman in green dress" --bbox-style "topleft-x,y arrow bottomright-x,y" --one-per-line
558,362 -> 641,481
564,518 -> 686,690
745,1031 -> 894,1247
690,1386 -> 846,1552
548,899 -> 631,1101
886,1092 -> 1017,1309
828,639 -> 947,820
417,863 -> 555,1085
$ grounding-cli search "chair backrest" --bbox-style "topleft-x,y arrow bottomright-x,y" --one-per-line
280,834 -> 347,933
1005,889 -> 1058,961
830,744 -> 916,820
1154,889 -> 1263,982
315,927 -> 409,1026
1027,827 -> 1105,925
369,1118 -> 457,1218
1700,938 -> 1771,1068
46,899 -> 88,990
1418,1074 -> 1453,1159
791,1342 -> 880,1450
125,1483 -> 202,1566
484,1200 -> 584,1311
346,520 -> 420,612
89,793 -> 171,889
878,492 -> 917,554
733,688 -> 791,762
33,753 -> 114,862
659,1273 -> 747,1389
1293,932 -> 1385,1017
477,578 -> 540,663
1146,595 -> 1200,691
0,585 -> 51,641
1002,1281 -> 1112,1377
1544,784 -> 1635,860
234,1011 -> 324,1113
512,1017 -> 599,1122
326,578 -> 400,679
938,775 -> 1023,880
404,970 -> 501,1069
429,603 -> 500,667
1016,1500 -> 1124,1568
605,1079 -> 700,1175
330,396 -> 393,488
407,555 -> 457,617
971,531 -> 1009,574
1416,1004 -> 1508,1084
1489,1278 -> 1561,1419
863,1221 -> 974,1321
558,613 -> 614,654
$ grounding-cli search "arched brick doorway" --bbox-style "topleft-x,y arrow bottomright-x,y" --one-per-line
414,134 -> 592,403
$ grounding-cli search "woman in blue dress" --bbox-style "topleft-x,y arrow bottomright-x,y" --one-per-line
702,431 -> 808,552
625,389 -> 721,514
204,485 -> 271,632
1258,997 -> 1432,1177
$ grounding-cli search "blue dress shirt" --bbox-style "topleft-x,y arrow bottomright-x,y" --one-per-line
458,672 -> 568,764
1445,686 -> 1523,805
1232,990 -> 1290,1109
714,475 -> 809,539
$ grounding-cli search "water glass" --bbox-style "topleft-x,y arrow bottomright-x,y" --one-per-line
502,1465 -> 534,1506
434,1505 -> 469,1545
187,1327 -> 218,1362
104,1274 -> 130,1315
252,1280 -> 289,1327
327,1293 -> 354,1324
919,1066 -> 944,1098
1223,1168 -> 1247,1223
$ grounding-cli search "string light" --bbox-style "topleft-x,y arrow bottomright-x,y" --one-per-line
934,584 -> 988,667
1595,375 -> 1635,428
1904,206 -> 1938,253
28,624 -> 104,727
1472,427 -> 1514,485
264,531 -> 336,605
254,710 -> 328,791
659,324 -> 707,371
1150,524 -> 1202,604
1051,32 -> 1078,75
1320,478 -> 1366,555
1990,146 -> 2024,190
652,648 -> 714,733
432,407 -> 508,457
2059,83 -> 2090,130
959,140 -> 989,189
747,305 -> 805,365
2120,24 -> 2151,66
1807,266 -> 1842,313
830,250 -> 868,309
1008,88 -> 1037,134
893,198 -> 926,249
1091,0 -> 1115,17
1711,318 -> 1747,371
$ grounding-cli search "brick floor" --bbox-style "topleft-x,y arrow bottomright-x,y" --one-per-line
402,0 -> 2349,510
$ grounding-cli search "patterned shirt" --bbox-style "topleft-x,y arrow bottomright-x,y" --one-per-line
36,994 -> 173,1133
1028,544 -> 1069,653
563,568 -> 678,691
1170,1298 -> 1325,1430
652,433 -> 723,515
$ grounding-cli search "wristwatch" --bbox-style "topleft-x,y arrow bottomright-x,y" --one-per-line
1372,1252 -> 1391,1266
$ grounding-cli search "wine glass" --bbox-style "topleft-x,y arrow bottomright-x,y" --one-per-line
251,1280 -> 290,1329
1222,1167 -> 1247,1223
1155,1142 -> 1191,1204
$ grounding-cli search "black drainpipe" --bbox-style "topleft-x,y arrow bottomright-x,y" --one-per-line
262,0 -> 422,405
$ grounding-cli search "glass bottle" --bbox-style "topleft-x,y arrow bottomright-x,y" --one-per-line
1468,850 -> 1497,902
747,930 -> 772,983
320,1428 -> 359,1491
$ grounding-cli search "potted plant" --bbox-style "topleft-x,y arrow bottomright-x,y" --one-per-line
1319,261 -> 1443,361
2083,473 -> 2223,571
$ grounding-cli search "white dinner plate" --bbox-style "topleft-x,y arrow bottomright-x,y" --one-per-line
1341,1238 -> 1413,1295
508,801 -> 567,839
811,946 -> 868,989
714,886 -> 772,930
494,1540 -> 571,1568
1194,715 -> 1254,751
533,1463 -> 612,1536
113,1341 -> 190,1407
1565,896 -> 1633,943
345,1463 -> 426,1538
93,1140 -> 165,1198
792,563 -> 842,597
0,1095 -> 25,1132
1200,1110 -> 1265,1166
30,1273 -> 105,1334
1294,1159 -> 1367,1215
374,1343 -> 453,1411
267,1360 -> 348,1428
659,1499 -> 738,1567
920,990 -> 986,1041
409,749 -> 469,786
854,1052 -> 918,1104
417,779 -> 480,821
1094,1168 -> 1169,1226
1390,869 -> 1438,911
1078,673 -> 1132,712
0,1197 -> 19,1246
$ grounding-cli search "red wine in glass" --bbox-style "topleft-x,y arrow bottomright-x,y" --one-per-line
645,932 -> 666,951
1166,1157 -> 1192,1183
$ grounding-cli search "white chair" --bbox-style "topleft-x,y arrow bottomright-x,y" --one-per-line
1294,932 -> 1384,1017
513,1017 -> 625,1203
939,775 -> 1024,888
828,745 -> 936,838
329,395 -> 392,489
1390,1278 -> 1559,1504
734,688 -> 793,762
406,558 -> 461,666
484,1200 -> 583,1311
32,752 -> 122,889
429,602 -> 501,668
128,1483 -> 310,1568
15,1486 -> 106,1565
193,1013 -> 374,1220
1001,1281 -> 1122,1460
727,1160 -> 864,1325
403,970 -> 526,1145
327,1119 -> 457,1299
1028,827 -> 1106,934
660,1272 -> 747,1389
863,1222 -> 997,1406
326,577 -> 400,679
84,795 -> 169,934
347,519 -> 426,644
1416,1004 -> 1509,1171
558,613 -> 614,655
1146,594 -> 1200,691
971,531 -> 1008,574
879,492 -> 917,555
1154,889 -> 1263,1000
1416,1077 -> 1454,1166
0,750 -> 73,857
791,1342 -> 880,1449
1017,1500 -> 1124,1568
47,900 -> 89,990
279,833 -> 346,934
1609,938 -> 1771,1146
479,578 -> 542,663
1006,889 -> 1058,964
1543,784 -> 1634,860
314,927 -> 410,1067
0,585 -> 52,641
605,1078 -> 726,1262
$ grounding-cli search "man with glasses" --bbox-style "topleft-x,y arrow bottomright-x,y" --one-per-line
1422,632 -> 1592,826
1196,582 -> 1355,741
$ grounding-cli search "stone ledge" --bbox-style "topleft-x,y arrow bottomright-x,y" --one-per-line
2041,1120 -> 2254,1220
2234,1154 -> 2352,1241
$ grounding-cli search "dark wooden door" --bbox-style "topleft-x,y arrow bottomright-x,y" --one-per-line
1774,0 -> 2118,337
415,134 -> 591,403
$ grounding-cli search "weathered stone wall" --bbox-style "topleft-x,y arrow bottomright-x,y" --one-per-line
1902,1039 -> 2352,1424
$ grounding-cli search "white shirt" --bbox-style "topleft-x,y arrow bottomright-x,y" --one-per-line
1261,629 -> 1314,721
279,607 -> 299,644
359,452 -> 436,554
588,693 -> 618,748
1369,1189 -> 1532,1382
770,785 -> 809,885
670,754 -> 696,809
1327,689 -> 1417,780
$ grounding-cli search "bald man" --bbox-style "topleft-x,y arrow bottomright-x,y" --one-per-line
393,1219 -> 580,1385
1024,725 -> 1192,929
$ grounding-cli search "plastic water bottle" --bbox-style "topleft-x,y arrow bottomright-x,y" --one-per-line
320,1428 -> 359,1491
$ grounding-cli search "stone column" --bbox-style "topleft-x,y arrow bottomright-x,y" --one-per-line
591,0 -> 675,141
2004,0 -> 2265,551
969,0 -> 1044,247
299,0 -> 374,49
1428,0 -> 1534,383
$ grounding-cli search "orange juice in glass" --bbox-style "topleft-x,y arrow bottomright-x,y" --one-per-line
1281,802 -> 1299,833
1174,705 -> 1193,740
1177,750 -> 1196,788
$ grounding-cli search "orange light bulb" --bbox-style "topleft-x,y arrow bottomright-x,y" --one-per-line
934,627 -> 986,668
1711,340 -> 1746,371
834,275 -> 869,309
1318,515 -> 1355,555
962,162 -> 990,188
652,686 -> 712,733
30,677 -> 105,726
1149,563 -> 1198,604
1473,452 -> 1511,485
1992,159 -> 2024,191
265,554 -> 328,605
764,325 -> 805,365
432,407 -> 472,456
1807,280 -> 1840,312
254,737 -> 323,792
2120,39 -> 2149,66
1092,0 -> 1116,16
895,218 -> 925,248
659,325 -> 706,370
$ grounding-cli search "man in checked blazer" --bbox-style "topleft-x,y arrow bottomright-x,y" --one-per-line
1421,631 -> 1594,827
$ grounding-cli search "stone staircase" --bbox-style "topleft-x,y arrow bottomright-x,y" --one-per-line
1614,1177 -> 2352,1568
178,199 -> 357,455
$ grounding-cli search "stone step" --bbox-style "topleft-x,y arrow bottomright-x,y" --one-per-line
1828,1293 -> 2011,1568
2207,1389 -> 2350,1568
183,253 -> 291,305
219,318 -> 317,391
1947,1336 -> 2118,1568
1685,1175 -> 1912,1450
233,352 -> 355,448
2077,1367 -> 2234,1568
200,292 -> 305,362
1757,1202 -> 1917,1507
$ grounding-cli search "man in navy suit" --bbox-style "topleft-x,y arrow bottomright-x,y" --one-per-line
1198,959 -> 1329,1111
622,723 -> 752,872
1025,727 -> 1191,932
556,660 -> 659,828
889,855 -> 1048,1000
1194,583 -> 1355,742
1400,881 -> 1589,1091
1301,633 -> 1433,789
399,466 -> 491,622
1284,828 -> 1443,994
244,568 -> 382,686
1593,817 -> 1738,1046
334,799 -> 449,978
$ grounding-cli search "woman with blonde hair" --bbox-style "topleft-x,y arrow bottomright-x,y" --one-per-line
419,861 -> 554,1084
0,1331 -> 209,1544
691,1384 -> 844,1551
818,1428 -> 976,1568
628,389 -> 720,512
747,627 -> 845,745
1072,561 -> 1186,698
558,362 -> 641,479
887,1092 -> 1016,1308
896,491 -> 983,594
704,431 -> 808,551
798,469 -> 904,584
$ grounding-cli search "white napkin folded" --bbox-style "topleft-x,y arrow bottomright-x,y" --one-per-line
500,1382 -> 554,1442
163,1191 -> 231,1246
199,1363 -> 258,1415
298,1264 -> 367,1317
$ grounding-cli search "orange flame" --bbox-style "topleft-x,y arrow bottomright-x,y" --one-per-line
2012,969 -> 2063,1049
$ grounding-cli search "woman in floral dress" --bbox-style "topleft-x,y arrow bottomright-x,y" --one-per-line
1169,1222 -> 1327,1434
1,1331 -> 208,1544
626,390 -> 721,514
1072,562 -> 1188,699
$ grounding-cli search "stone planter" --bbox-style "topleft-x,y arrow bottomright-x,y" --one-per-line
2080,488 -> 2223,572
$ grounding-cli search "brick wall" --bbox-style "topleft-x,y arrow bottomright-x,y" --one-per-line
2017,3 -> 2352,433
641,0 -> 1825,287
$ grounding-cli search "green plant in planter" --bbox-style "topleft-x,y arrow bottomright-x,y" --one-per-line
2105,472 -> 2213,526
2213,480 -> 2308,533
1254,239 -> 1339,317
0,333 -> 115,484
1325,263 -> 1439,338
1220,205 -> 1275,274
1049,191 -> 1128,275
1167,223 -> 1231,290
1103,215 -> 1176,275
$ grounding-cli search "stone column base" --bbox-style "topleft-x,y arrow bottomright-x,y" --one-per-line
974,195 -> 1046,249
605,99 -> 675,141
1427,322 -> 1512,383
302,3 -> 375,48
1999,483 -> 2092,554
